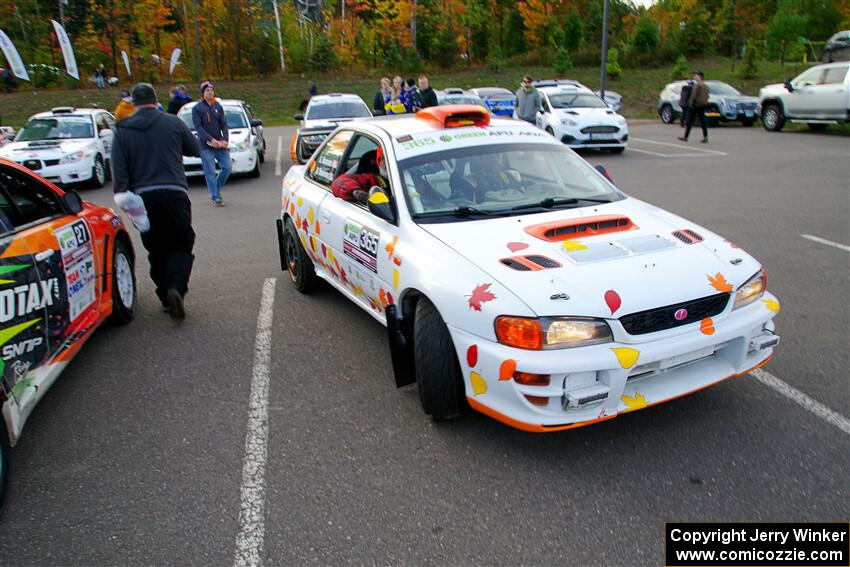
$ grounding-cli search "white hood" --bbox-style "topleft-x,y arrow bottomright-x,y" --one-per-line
0,139 -> 93,158
418,199 -> 760,318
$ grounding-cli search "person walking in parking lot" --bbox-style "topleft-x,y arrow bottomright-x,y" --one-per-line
111,83 -> 201,320
192,80 -> 231,206
515,76 -> 541,124
679,71 -> 709,143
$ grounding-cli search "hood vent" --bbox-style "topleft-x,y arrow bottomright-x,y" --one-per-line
525,214 -> 637,242
672,229 -> 704,244
500,255 -> 563,271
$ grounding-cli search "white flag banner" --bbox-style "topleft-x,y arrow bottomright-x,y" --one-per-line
121,50 -> 131,76
169,48 -> 181,74
0,29 -> 30,81
51,20 -> 79,80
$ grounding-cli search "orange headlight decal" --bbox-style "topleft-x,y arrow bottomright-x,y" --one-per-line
495,316 -> 543,350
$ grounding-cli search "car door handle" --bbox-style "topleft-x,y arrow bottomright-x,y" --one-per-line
321,213 -> 331,224
35,249 -> 54,262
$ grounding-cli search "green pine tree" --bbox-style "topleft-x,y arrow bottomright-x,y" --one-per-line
553,48 -> 573,74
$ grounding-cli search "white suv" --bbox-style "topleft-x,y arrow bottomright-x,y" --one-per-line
0,107 -> 115,187
758,62 -> 850,131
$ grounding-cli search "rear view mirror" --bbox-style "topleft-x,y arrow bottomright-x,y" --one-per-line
595,164 -> 613,182
366,187 -> 396,224
294,114 -> 304,121
62,190 -> 84,214
250,119 -> 263,127
783,79 -> 795,92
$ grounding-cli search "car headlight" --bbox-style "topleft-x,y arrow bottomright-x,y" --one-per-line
59,150 -> 87,164
733,270 -> 766,310
495,316 -> 613,350
231,139 -> 251,151
560,118 -> 578,127
302,134 -> 326,145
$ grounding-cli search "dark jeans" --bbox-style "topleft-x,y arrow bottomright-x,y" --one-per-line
679,106 -> 690,126
139,190 -> 195,304
684,105 -> 708,140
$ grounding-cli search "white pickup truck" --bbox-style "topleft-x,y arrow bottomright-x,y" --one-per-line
758,62 -> 849,131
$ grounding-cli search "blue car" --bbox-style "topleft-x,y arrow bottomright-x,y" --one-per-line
470,87 -> 517,117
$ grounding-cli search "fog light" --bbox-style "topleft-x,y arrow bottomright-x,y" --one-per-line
514,372 -> 550,386
524,395 -> 549,406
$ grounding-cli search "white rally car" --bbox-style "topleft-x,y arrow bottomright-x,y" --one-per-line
178,99 -> 265,178
276,106 -> 780,432
291,93 -> 372,164
536,85 -> 629,153
0,107 -> 115,188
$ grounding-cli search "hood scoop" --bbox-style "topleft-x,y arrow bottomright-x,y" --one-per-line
563,235 -> 677,264
500,255 -> 563,271
671,229 -> 704,244
525,215 -> 637,242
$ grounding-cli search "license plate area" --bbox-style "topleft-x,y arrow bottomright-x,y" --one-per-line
588,132 -> 615,140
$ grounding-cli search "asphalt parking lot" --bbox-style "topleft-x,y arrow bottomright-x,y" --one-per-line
0,122 -> 847,566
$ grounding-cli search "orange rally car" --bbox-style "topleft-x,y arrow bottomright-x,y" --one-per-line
0,157 -> 137,508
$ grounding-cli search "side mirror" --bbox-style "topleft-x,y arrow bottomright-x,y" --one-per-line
294,114 -> 304,121
783,79 -> 795,92
62,189 -> 84,214
366,186 -> 396,224
250,119 -> 263,127
595,164 -> 613,182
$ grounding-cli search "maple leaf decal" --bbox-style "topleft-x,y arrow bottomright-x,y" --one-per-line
707,272 -> 733,293
467,283 -> 496,311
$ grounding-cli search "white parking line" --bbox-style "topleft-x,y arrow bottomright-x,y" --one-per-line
630,137 -> 728,156
801,234 -> 850,253
627,147 -> 719,158
234,277 -> 277,567
274,136 -> 283,176
751,369 -> 850,436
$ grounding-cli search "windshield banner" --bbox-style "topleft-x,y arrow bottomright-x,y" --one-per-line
51,20 -> 79,80
0,30 -> 30,81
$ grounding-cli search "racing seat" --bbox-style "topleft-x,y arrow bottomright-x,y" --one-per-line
449,160 -> 477,203
355,149 -> 379,175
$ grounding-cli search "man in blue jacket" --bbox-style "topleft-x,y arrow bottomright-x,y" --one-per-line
192,81 -> 231,206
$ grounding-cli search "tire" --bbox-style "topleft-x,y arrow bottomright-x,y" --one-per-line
0,418 -> 10,512
108,236 -> 136,324
762,104 -> 785,132
608,147 -> 625,154
260,139 -> 266,163
660,104 -> 674,124
105,159 -> 113,181
413,298 -> 465,421
283,218 -> 319,293
247,152 -> 261,178
807,123 -> 828,131
741,118 -> 755,127
89,155 -> 106,188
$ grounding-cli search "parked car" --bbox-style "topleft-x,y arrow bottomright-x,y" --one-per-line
0,157 -> 137,508
435,88 -> 485,106
276,105 -> 780,432
758,62 -> 850,131
178,99 -> 265,178
658,80 -> 759,126
532,80 -> 623,112
469,87 -> 517,117
0,107 -> 116,188
536,85 -> 628,153
823,30 -> 850,62
290,93 -> 372,165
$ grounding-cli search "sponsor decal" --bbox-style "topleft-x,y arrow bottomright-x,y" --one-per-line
343,220 -> 379,274
0,280 -> 58,323
55,219 -> 96,321
2,337 -> 43,360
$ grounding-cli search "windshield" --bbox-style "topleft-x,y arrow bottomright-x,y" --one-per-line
306,101 -> 371,120
549,93 -> 607,109
706,82 -> 741,96
439,95 -> 483,105
179,106 -> 248,130
398,143 -> 622,221
16,116 -> 94,141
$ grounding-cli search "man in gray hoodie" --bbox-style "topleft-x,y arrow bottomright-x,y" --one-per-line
515,76 -> 541,123
111,83 -> 201,319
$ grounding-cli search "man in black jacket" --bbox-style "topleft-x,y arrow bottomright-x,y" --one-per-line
417,76 -> 438,109
112,83 -> 201,319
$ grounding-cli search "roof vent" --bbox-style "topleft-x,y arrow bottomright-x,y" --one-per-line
51,106 -> 76,114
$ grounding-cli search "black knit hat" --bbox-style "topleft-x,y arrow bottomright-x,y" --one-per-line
131,83 -> 157,106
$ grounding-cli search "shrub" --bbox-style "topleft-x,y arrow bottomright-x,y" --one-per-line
631,13 -> 659,52
488,44 -> 504,72
384,42 -> 403,70
606,48 -> 621,79
561,10 -> 583,52
738,39 -> 760,79
402,48 -> 422,73
308,36 -> 339,72
670,54 -> 688,80
553,48 -> 573,74
434,23 -> 458,68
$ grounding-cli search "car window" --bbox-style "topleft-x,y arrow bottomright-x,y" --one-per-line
95,113 -> 111,133
16,116 -> 94,141
244,104 -> 255,121
224,107 -> 248,129
822,65 -> 849,85
549,93 -> 607,109
306,130 -> 354,188
341,135 -> 380,174
794,67 -> 824,86
541,96 -> 551,112
306,101 -> 371,120
0,168 -> 65,228
0,193 -> 17,235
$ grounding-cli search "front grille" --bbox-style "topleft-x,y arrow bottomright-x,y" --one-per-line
739,102 -> 757,111
581,125 -> 619,134
44,159 -> 60,166
619,293 -> 730,335
23,159 -> 42,170
185,163 -> 203,172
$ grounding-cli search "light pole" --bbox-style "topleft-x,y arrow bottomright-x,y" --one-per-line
599,0 -> 609,101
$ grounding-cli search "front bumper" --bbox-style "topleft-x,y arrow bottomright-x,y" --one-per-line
183,147 -> 257,177
6,157 -> 94,185
559,129 -> 629,149
450,292 -> 780,432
